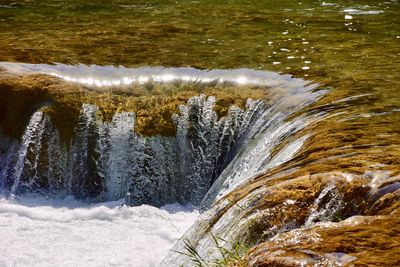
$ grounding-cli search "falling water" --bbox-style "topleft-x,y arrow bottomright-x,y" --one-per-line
0,1 -> 398,266
104,112 -> 136,200
0,64 -> 324,208
10,111 -> 46,196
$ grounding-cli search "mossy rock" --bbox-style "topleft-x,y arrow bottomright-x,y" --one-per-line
0,70 -> 266,144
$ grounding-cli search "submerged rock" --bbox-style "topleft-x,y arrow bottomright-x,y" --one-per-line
163,172 -> 399,266
0,66 -> 266,140
0,67 -> 267,204
0,64 -> 324,206
246,214 -> 400,266
2,63 -> 398,267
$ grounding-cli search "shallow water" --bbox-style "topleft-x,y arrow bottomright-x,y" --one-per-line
0,1 -> 399,154
0,1 -> 399,266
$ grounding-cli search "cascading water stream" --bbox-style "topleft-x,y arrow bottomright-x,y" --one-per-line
0,2 -> 398,266
2,61 -> 396,267
0,136 -> 17,190
104,112 -> 136,200
0,63 -> 337,267
1,109 -> 68,197
10,111 -> 46,196
0,63 -> 325,208
65,104 -> 104,199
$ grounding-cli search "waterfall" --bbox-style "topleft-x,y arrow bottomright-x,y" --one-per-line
0,110 -> 67,196
66,104 -> 104,198
104,112 -> 136,200
10,111 -> 47,195
0,63 -> 340,267
45,121 -> 68,192
304,183 -> 344,226
0,92 -> 309,206
173,95 -> 260,204
0,132 -> 18,191
0,64 -> 325,208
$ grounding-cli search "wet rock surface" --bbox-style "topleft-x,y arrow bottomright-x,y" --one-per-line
246,214 -> 400,267
0,1 -> 399,266
0,69 -> 265,140
1,64 -> 399,266
164,171 -> 400,266
1,64 -> 323,206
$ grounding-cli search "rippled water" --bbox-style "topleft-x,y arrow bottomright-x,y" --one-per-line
0,0 -> 399,266
0,1 -> 399,157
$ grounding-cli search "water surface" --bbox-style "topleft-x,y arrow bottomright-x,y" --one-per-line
2,0 -> 399,174
1,1 -> 400,266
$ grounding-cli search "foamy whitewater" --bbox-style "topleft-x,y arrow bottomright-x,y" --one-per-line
0,196 -> 198,267
0,63 -> 324,266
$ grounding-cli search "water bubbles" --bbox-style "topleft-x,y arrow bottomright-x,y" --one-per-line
236,76 -> 247,84
138,76 -> 149,84
287,56 -> 295,59
159,74 -> 176,82
345,15 -> 353,20
284,199 -> 296,205
344,8 -> 358,14
273,62 -> 281,65
321,2 -> 336,7
302,66 -> 310,70
282,31 -> 289,35
122,77 -> 133,85
343,8 -> 383,15
268,41 -> 273,45
111,80 -> 121,86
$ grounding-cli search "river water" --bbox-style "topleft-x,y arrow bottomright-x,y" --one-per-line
0,1 -> 399,266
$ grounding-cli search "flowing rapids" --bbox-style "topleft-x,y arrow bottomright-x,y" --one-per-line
0,1 -> 399,266
0,63 -> 324,207
0,197 -> 198,267
0,63 -> 330,266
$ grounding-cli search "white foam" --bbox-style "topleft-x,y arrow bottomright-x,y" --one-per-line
0,196 -> 198,267
343,8 -> 383,15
